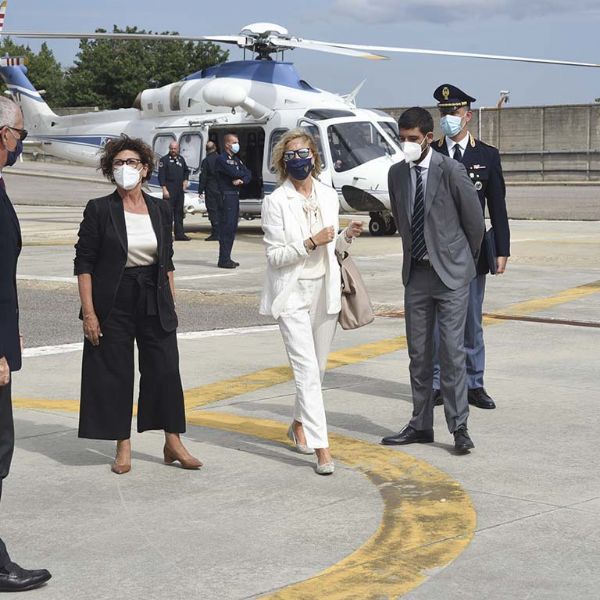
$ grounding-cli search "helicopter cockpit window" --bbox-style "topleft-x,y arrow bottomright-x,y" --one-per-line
153,134 -> 176,163
297,121 -> 327,168
328,122 -> 394,173
268,128 -> 288,173
179,133 -> 203,176
379,121 -> 401,147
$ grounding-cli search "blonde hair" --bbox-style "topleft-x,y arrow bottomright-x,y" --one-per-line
271,128 -> 322,183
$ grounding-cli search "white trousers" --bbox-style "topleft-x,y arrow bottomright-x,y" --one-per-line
277,276 -> 339,449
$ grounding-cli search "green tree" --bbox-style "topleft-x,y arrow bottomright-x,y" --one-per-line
64,26 -> 229,109
0,38 -> 66,107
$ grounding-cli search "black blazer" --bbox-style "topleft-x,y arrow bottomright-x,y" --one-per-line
0,187 -> 22,371
433,134 -> 510,275
74,190 -> 178,332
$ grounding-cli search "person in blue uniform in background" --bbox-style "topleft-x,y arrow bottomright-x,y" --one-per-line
158,141 -> 190,241
431,84 -> 511,410
214,133 -> 251,268
198,140 -> 221,242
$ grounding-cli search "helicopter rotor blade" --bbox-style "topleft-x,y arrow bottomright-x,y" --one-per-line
308,41 -> 600,68
269,37 -> 387,60
1,31 -> 247,45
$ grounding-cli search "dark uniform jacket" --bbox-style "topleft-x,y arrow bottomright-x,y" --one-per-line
74,191 -> 178,332
198,151 -> 220,197
0,186 -> 22,371
158,154 -> 190,190
215,152 -> 252,194
433,133 -> 510,275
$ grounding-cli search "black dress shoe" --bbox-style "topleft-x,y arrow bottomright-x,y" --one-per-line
432,388 -> 443,406
468,387 -> 496,409
217,260 -> 238,269
453,426 -> 475,452
232,260 -> 240,267
381,425 -> 434,445
175,235 -> 191,241
0,562 -> 52,592
205,235 -> 219,241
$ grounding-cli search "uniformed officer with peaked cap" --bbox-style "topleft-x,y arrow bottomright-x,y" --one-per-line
430,83 -> 511,410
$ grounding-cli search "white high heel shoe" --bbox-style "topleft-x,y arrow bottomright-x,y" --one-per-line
315,460 -> 335,475
287,424 -> 315,455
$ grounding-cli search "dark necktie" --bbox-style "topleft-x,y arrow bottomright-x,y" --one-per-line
453,144 -> 462,162
411,166 -> 427,260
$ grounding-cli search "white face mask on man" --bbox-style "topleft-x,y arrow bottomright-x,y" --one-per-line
113,165 -> 142,190
400,138 -> 428,163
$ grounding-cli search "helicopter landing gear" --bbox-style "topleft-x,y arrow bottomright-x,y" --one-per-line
369,212 -> 396,236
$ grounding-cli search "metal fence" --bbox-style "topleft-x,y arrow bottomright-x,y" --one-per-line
380,104 -> 600,182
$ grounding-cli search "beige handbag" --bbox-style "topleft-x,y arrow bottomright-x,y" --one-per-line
336,251 -> 375,330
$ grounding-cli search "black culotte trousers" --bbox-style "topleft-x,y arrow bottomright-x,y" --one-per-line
0,381 -> 14,566
78,265 -> 186,440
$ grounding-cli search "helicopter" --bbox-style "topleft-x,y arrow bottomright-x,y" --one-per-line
2,10 -> 599,235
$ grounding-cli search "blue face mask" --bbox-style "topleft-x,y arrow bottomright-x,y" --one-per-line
440,114 -> 464,138
286,157 -> 313,181
230,143 -> 240,154
6,140 -> 23,167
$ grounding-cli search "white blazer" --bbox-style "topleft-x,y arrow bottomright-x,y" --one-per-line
259,178 -> 351,319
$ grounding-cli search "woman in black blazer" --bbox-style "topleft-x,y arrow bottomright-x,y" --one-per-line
74,135 -> 202,474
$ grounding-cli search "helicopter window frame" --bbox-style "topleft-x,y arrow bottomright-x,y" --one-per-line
378,121 -> 402,148
268,128 -> 289,173
326,120 -> 396,173
152,133 -> 177,165
178,131 -> 204,177
297,119 -> 327,168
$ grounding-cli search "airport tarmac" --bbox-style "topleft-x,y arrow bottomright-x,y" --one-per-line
1,166 -> 599,599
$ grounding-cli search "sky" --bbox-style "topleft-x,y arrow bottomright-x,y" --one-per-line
5,0 -> 600,109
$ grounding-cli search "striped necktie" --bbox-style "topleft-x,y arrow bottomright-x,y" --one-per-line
411,166 -> 427,260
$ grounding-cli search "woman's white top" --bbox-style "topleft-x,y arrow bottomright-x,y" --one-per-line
124,211 -> 158,267
259,177 -> 351,319
299,189 -> 327,279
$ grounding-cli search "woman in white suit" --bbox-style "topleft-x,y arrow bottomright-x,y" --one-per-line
260,129 -> 362,475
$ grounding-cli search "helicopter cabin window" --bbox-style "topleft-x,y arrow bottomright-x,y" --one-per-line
379,121 -> 401,147
328,122 -> 394,173
153,134 -> 176,162
297,121 -> 327,168
179,133 -> 203,177
268,128 -> 288,173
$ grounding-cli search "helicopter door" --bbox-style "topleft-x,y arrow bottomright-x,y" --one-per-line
178,132 -> 203,179
208,127 -> 265,200
297,119 -> 333,187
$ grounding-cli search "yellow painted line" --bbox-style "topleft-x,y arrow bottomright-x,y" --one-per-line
187,411 -> 476,600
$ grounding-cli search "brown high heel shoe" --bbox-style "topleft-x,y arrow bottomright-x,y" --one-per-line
163,444 -> 203,470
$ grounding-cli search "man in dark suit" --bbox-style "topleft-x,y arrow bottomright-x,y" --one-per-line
0,97 -> 52,591
198,141 -> 221,241
381,107 -> 484,452
431,84 -> 511,410
158,141 -> 190,241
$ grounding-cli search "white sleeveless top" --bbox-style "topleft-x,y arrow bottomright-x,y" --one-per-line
124,212 -> 158,267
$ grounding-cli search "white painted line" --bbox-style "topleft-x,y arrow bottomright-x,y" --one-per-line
17,275 -> 76,282
23,325 -> 279,358
18,271 -> 262,283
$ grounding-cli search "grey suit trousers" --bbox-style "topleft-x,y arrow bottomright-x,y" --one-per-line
405,265 -> 470,433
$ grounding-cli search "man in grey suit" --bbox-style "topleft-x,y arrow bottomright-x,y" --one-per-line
381,107 -> 484,452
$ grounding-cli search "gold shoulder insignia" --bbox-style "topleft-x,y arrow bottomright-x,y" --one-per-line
438,136 -> 445,147
469,133 -> 476,148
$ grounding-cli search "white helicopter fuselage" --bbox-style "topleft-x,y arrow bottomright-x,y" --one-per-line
2,60 -> 404,235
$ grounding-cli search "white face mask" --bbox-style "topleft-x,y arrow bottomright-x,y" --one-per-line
400,138 -> 427,163
114,165 -> 141,190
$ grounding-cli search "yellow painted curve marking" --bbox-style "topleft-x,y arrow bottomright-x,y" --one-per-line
12,280 -> 600,597
191,411 -> 477,599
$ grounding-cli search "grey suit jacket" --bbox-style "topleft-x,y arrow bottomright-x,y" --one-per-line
388,150 -> 485,290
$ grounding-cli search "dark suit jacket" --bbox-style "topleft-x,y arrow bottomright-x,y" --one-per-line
74,190 -> 178,332
388,150 -> 485,290
0,187 -> 22,371
433,134 -> 510,274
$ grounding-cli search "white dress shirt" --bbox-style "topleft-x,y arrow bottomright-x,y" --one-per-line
409,146 -> 433,217
445,133 -> 470,160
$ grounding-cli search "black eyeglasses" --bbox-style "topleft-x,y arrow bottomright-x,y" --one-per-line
112,158 -> 143,168
3,126 -> 28,141
283,148 -> 311,162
